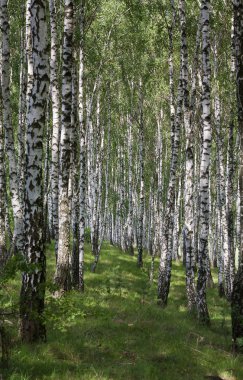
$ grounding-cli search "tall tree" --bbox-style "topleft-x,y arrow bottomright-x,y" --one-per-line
49,0 -> 61,258
55,0 -> 74,292
19,0 -> 49,342
231,0 -> 243,352
78,0 -> 85,291
137,82 -> 144,268
0,82 -> 6,268
157,1 -> 183,307
0,0 -> 24,252
180,0 -> 197,312
196,0 -> 211,325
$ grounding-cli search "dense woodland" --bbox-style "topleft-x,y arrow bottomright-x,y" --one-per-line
0,0 -> 243,378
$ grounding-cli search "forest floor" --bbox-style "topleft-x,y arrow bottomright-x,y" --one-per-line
2,242 -> 243,380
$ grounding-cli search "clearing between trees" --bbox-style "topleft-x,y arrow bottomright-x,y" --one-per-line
3,242 -> 243,380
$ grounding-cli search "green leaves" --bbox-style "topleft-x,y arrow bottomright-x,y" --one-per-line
44,292 -> 86,333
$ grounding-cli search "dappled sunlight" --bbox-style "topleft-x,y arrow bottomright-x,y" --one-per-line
3,243 -> 243,380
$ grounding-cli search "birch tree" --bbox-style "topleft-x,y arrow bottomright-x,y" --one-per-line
137,83 -> 144,268
196,0 -> 211,325
0,82 -> 6,268
49,0 -> 61,258
78,0 -> 85,291
55,0 -> 74,292
0,0 -> 24,252
157,3 -> 183,307
231,0 -> 243,352
19,0 -> 49,342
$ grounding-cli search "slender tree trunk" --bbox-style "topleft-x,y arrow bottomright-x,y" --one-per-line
127,113 -> 134,256
196,0 -> 211,325
137,83 -> 144,268
78,0 -> 85,291
0,83 -> 6,269
231,0 -> 243,352
70,52 -> 80,288
156,111 -> 163,257
26,0 -> 33,111
92,90 -> 111,271
226,116 -> 235,300
91,98 -> 105,272
19,0 -> 49,342
173,177 -> 181,261
90,93 -> 100,258
43,100 -> 51,244
49,0 -> 61,258
17,21 -> 27,208
55,0 -> 74,293
213,41 -> 227,297
181,0 -> 197,312
157,2 -> 183,307
0,0 -> 24,252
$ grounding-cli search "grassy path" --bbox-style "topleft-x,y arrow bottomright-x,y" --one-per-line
4,243 -> 243,380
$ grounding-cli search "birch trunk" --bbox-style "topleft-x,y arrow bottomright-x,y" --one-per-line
137,84 -> 144,268
0,0 -> 24,252
196,0 -> 211,325
78,0 -> 85,291
43,100 -> 51,244
181,0 -> 197,312
127,113 -> 134,256
0,83 -> 6,269
55,0 -> 74,292
231,0 -> 243,352
91,100 -> 105,272
214,42 -> 227,297
70,53 -> 80,288
17,22 -> 27,207
49,0 -> 61,258
157,3 -> 183,307
19,0 -> 49,342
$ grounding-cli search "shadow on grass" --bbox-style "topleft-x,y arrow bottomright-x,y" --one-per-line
3,242 -> 243,380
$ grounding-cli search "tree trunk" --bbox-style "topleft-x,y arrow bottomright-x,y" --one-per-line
0,82 -> 6,269
157,1 -> 183,307
19,0 -> 49,343
196,0 -> 211,325
137,83 -> 144,268
78,0 -> 85,291
183,0 -> 199,312
55,0 -> 74,293
17,20 -> 27,209
127,113 -> 134,256
49,0 -> 61,258
0,0 -> 24,252
231,0 -> 243,353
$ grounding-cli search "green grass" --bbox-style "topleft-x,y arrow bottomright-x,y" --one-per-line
2,242 -> 243,380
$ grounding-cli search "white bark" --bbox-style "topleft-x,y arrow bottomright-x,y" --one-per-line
197,0 -> 211,325
20,0 -> 49,342
55,0 -> 74,292
49,0 -> 61,257
78,0 -> 85,291
0,0 -> 24,252
137,84 -> 144,268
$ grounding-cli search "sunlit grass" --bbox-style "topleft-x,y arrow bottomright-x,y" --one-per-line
2,242 -> 243,380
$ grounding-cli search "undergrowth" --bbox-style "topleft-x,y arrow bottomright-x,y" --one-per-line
1,242 -> 243,380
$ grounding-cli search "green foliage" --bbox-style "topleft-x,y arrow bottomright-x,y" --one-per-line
236,337 -> 243,347
44,292 -> 86,333
0,254 -> 26,366
84,227 -> 91,243
2,243 -> 243,380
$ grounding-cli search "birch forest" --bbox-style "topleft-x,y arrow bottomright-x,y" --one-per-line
0,0 -> 243,379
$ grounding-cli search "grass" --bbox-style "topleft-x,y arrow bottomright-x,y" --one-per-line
2,242 -> 243,380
